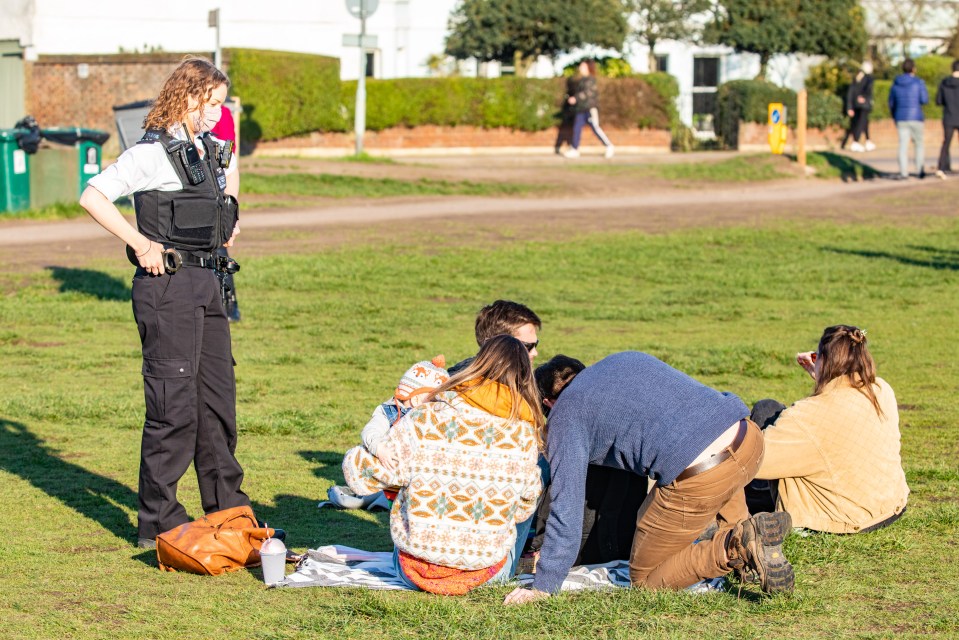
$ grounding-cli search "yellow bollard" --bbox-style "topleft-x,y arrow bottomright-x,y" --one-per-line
768,103 -> 788,155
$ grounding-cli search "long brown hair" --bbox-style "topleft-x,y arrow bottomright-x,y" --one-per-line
143,56 -> 229,130
814,324 -> 883,416
428,335 -> 545,446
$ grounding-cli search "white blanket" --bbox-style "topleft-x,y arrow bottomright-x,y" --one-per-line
273,545 -> 725,593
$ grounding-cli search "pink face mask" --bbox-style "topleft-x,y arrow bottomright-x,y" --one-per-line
190,105 -> 222,133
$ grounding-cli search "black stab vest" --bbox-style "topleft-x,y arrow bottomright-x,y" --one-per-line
133,129 -> 236,252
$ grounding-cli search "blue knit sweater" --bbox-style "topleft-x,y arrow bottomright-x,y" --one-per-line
532,351 -> 748,594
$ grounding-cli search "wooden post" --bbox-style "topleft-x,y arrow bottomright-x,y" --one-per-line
797,89 -> 807,169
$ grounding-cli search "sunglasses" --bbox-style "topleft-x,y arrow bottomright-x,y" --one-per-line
520,340 -> 539,352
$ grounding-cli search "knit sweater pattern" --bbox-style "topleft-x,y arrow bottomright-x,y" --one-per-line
343,390 -> 542,571
532,351 -> 749,594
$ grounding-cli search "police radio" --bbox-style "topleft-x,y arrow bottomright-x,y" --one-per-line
179,122 -> 206,185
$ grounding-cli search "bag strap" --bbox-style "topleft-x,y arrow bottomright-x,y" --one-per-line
211,510 -> 259,539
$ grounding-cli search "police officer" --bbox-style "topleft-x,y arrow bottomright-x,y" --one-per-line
80,57 -> 250,549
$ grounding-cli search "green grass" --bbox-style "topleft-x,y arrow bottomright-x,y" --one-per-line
0,201 -> 134,221
1,216 -> 958,638
574,154 -> 794,183
335,152 -> 398,165
243,172 -> 533,198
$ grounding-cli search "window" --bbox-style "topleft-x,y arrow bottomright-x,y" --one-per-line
365,52 -> 376,78
654,55 -> 669,73
693,57 -> 719,88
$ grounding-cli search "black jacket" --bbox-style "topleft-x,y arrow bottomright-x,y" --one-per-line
936,76 -> 959,126
846,73 -> 874,112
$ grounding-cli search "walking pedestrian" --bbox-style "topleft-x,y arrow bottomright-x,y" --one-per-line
842,61 -> 875,152
889,58 -> 929,179
935,59 -> 959,179
563,60 -> 614,159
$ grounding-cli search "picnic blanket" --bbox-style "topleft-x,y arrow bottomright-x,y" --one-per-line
273,545 -> 725,593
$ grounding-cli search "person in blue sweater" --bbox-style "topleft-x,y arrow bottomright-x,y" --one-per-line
889,58 -> 929,179
504,352 -> 795,604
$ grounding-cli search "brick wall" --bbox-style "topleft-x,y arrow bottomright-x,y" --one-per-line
252,125 -> 672,156
737,119 -> 942,152
25,53 -> 200,155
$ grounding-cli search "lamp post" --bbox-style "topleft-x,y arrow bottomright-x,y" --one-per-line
346,0 -> 379,155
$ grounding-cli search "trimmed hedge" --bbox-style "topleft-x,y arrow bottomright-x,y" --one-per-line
223,48 -> 679,142
715,80 -> 844,148
339,75 -> 676,134
225,48 -> 345,141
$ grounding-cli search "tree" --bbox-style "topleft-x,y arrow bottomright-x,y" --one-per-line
627,0 -> 711,72
794,0 -> 868,62
444,0 -> 628,76
709,0 -> 867,79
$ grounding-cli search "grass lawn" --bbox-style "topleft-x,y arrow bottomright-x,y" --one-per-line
242,172 -> 533,199
1,215 -> 957,639
573,154 -> 795,183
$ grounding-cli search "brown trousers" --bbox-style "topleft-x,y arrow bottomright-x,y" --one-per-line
628,420 -> 764,589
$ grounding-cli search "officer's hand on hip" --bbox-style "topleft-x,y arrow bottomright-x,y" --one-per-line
224,223 -> 240,248
133,239 -> 164,276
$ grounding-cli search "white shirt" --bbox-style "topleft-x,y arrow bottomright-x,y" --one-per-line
88,128 -> 237,202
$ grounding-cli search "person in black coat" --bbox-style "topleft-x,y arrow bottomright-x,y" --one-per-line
842,61 -> 875,152
935,59 -> 959,178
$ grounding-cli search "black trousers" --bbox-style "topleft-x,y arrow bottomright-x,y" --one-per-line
132,265 -> 249,539
938,123 -> 959,172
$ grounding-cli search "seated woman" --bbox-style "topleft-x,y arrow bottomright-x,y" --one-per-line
342,335 -> 544,595
750,325 -> 909,534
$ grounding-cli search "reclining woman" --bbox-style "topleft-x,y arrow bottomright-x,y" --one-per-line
749,325 -> 909,533
342,335 -> 545,595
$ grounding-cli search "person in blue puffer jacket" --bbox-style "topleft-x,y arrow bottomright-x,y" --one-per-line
888,58 -> 929,179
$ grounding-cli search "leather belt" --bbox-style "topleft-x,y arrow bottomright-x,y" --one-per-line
675,419 -> 749,482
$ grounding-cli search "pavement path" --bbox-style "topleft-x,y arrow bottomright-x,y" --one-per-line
0,173 -> 928,248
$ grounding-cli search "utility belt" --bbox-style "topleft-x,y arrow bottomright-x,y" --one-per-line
126,244 -> 240,275
160,246 -> 240,275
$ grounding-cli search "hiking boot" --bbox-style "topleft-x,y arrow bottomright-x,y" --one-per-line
137,537 -> 157,549
727,512 -> 795,594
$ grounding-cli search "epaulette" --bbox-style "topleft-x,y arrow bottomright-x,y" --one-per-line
138,128 -> 184,153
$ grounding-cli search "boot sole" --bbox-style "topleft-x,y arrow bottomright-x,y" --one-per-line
753,512 -> 795,593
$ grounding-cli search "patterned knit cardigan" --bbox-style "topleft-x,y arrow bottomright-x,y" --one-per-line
343,389 -> 542,571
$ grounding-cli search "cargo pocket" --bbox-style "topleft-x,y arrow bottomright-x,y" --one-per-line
169,196 -> 216,247
142,358 -> 193,425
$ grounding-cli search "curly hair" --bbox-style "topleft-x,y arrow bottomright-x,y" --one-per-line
143,56 -> 230,131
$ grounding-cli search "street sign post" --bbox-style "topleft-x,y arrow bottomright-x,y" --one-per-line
344,0 -> 379,155
208,8 -> 221,70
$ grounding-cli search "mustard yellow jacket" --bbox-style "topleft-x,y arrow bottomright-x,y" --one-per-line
756,376 -> 908,533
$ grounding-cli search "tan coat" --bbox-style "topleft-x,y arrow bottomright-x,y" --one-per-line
756,376 -> 908,533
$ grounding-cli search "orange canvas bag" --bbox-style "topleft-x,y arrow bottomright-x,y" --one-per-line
155,505 -> 274,575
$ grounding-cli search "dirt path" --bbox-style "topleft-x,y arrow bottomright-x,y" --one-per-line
2,153 -> 956,273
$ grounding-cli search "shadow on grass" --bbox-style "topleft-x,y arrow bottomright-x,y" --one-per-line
0,417 -> 138,543
47,266 -> 130,301
823,245 -> 959,271
801,152 -> 885,182
294,450 -> 393,550
300,450 -> 350,485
